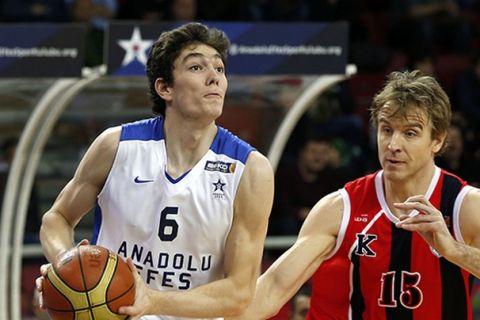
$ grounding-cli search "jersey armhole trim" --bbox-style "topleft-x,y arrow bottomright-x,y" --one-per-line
324,188 -> 351,259
453,185 -> 474,244
97,131 -> 123,201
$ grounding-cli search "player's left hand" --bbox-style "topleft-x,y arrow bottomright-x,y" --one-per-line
394,195 -> 455,257
118,258 -> 154,319
35,238 -> 90,309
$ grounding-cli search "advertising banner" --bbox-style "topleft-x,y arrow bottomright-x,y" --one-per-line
107,22 -> 348,76
0,24 -> 85,77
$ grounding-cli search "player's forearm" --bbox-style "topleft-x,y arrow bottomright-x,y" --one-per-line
444,241 -> 480,279
238,237 -> 332,319
40,210 -> 75,263
146,278 -> 252,318
231,275 -> 288,319
222,267 -> 281,319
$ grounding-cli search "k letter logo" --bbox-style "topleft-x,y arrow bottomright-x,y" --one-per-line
354,233 -> 377,257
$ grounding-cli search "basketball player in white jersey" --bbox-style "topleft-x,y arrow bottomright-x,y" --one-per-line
37,22 -> 274,319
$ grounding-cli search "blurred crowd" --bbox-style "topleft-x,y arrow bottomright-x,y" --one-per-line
1,0 -> 480,239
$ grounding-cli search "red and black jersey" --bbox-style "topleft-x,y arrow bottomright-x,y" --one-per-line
307,167 -> 474,320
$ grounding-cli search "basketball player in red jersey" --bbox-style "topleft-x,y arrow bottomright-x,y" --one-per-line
228,70 -> 480,320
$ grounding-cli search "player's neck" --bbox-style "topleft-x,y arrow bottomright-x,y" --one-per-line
163,117 -> 217,178
383,164 -> 436,209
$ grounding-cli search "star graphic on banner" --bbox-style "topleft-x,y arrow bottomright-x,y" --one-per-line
213,179 -> 226,192
117,27 -> 153,66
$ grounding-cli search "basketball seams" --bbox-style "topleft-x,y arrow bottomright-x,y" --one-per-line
43,270 -> 75,312
90,254 -> 129,319
105,255 -> 120,302
78,246 -> 95,320
108,281 -> 136,303
43,245 -> 134,319
101,257 -> 134,318
87,251 -> 117,306
105,274 -> 135,317
46,264 -> 90,310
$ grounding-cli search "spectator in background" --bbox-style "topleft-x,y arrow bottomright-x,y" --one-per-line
452,57 -> 480,186
248,0 -> 308,21
196,0 -> 250,21
436,123 -> 480,186
437,124 -> 464,173
407,50 -> 436,76
66,0 -> 116,30
290,286 -> 311,320
269,136 -> 339,235
167,0 -> 197,21
454,55 -> 480,123
1,0 -> 67,22
117,0 -> 168,21
285,82 -> 367,173
390,0 -> 472,54
66,0 -> 117,66
306,0 -> 368,44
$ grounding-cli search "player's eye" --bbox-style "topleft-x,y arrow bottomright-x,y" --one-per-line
405,130 -> 417,137
381,126 -> 392,134
190,65 -> 202,71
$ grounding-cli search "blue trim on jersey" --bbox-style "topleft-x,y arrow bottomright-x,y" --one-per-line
120,117 -> 165,141
165,169 -> 191,184
91,203 -> 103,245
211,127 -> 255,164
120,117 -> 253,163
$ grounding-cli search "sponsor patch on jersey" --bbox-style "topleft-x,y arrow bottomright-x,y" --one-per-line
204,160 -> 236,173
354,213 -> 369,222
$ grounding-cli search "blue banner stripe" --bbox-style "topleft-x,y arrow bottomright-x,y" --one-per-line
107,22 -> 348,76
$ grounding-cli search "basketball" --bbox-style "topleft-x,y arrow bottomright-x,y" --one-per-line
42,245 -> 135,320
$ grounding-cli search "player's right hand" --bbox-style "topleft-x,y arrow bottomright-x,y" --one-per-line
118,258 -> 154,320
34,263 -> 50,309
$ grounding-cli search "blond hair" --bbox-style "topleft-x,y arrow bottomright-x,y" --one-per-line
370,70 -> 451,153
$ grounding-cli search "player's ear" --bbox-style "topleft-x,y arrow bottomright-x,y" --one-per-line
155,78 -> 172,101
432,130 -> 447,154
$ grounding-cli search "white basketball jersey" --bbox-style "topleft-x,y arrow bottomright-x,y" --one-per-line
93,117 -> 254,320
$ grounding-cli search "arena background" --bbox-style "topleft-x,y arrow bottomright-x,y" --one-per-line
0,0 -> 479,319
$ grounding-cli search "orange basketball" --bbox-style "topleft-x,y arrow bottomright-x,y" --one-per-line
42,245 -> 135,320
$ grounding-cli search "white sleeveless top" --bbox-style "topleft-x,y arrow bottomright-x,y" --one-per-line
93,117 -> 254,319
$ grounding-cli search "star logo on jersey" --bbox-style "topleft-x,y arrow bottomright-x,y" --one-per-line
212,179 -> 226,199
213,179 -> 226,192
117,27 -> 154,66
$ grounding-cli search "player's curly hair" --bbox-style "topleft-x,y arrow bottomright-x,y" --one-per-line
370,70 -> 452,154
146,22 -> 230,116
